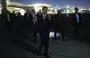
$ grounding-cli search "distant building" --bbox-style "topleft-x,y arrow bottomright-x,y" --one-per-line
26,3 -> 54,14
1,0 -> 90,14
7,2 -> 55,14
7,2 -> 26,15
81,10 -> 90,13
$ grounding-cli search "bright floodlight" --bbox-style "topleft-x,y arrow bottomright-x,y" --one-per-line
7,0 -> 10,3
66,5 -> 70,8
27,3 -> 52,12
0,8 -> 1,10
32,3 -> 51,12
14,8 -> 25,15
66,10 -> 69,14
33,4 -> 42,12
7,0 -> 10,4
89,8 -> 90,10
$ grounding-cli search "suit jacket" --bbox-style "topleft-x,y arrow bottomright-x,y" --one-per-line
24,12 -> 33,25
10,13 -> 16,24
72,13 -> 82,26
53,14 -> 65,32
37,14 -> 50,25
36,13 -> 50,32
54,14 -> 65,26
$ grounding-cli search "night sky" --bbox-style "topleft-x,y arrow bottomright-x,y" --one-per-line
10,0 -> 90,8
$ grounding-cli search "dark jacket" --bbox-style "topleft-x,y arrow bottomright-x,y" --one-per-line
72,13 -> 82,26
24,12 -> 33,25
36,14 -> 50,32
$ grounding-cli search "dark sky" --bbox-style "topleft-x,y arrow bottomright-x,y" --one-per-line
10,0 -> 90,8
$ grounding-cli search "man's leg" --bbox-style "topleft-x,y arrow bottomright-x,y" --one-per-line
39,35 -> 44,55
54,31 -> 57,40
33,24 -> 37,43
74,25 -> 78,36
61,32 -> 65,41
44,40 -> 49,56
44,39 -> 50,58
43,32 -> 49,57
33,32 -> 37,43
38,32 -> 44,55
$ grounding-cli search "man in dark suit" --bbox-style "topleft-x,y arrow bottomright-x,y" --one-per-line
24,10 -> 33,37
1,10 -> 12,39
38,6 -> 50,58
11,11 -> 16,25
53,10 -> 65,41
31,9 -> 38,43
72,7 -> 82,36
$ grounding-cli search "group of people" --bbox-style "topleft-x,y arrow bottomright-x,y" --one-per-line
0,6 -> 81,58
24,6 -> 52,58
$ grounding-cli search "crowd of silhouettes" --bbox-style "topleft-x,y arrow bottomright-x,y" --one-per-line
1,6 -> 90,58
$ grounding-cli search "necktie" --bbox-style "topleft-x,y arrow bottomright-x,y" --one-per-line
33,14 -> 37,24
43,14 -> 47,20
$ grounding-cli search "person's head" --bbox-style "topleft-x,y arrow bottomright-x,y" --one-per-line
31,9 -> 35,14
38,10 -> 42,15
12,11 -> 15,14
74,7 -> 79,13
39,10 -> 42,13
26,8 -> 29,13
57,9 -> 62,15
42,6 -> 48,14
17,12 -> 21,16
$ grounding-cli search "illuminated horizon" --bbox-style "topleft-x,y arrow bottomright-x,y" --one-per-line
10,0 -> 90,8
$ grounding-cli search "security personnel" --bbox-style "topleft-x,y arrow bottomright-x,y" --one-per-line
31,9 -> 38,43
72,7 -> 82,36
38,6 -> 50,58
24,10 -> 33,37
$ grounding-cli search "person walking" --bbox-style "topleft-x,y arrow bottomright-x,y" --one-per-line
38,6 -> 50,58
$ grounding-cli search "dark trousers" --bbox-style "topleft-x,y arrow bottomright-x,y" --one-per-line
33,32 -> 37,42
39,31 -> 49,56
54,25 -> 64,40
32,24 -> 38,42
74,23 -> 80,36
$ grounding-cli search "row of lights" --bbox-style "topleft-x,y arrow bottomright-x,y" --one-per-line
5,0 -> 90,14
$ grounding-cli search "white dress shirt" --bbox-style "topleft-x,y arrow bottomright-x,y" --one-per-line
43,14 -> 51,21
32,14 -> 37,24
75,14 -> 80,23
